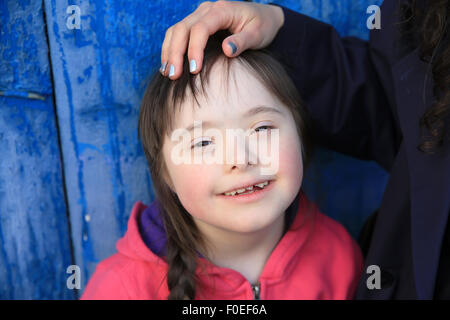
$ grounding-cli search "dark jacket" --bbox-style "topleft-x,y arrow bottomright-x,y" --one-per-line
267,0 -> 450,299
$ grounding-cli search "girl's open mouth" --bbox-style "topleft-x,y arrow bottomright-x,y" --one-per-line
217,180 -> 275,203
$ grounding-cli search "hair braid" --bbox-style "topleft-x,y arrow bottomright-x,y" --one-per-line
166,229 -> 198,300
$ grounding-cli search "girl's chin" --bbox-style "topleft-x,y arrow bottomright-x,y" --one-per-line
220,212 -> 285,235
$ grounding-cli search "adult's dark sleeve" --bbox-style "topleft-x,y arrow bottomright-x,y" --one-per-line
265,5 -> 401,171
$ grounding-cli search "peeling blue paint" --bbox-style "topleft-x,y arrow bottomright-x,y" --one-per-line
0,0 -> 52,95
0,0 -> 74,299
49,0 -> 93,275
92,0 -> 127,234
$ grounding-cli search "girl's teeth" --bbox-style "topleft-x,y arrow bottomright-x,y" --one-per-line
224,181 -> 270,196
255,181 -> 268,188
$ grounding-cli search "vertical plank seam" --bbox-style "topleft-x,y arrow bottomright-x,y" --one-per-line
41,0 -> 78,300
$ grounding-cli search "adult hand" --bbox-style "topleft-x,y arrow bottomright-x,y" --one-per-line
160,0 -> 285,80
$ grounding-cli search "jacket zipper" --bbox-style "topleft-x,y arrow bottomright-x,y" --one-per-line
251,282 -> 261,300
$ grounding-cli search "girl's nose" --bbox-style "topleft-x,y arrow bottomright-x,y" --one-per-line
222,133 -> 257,173
226,161 -> 250,172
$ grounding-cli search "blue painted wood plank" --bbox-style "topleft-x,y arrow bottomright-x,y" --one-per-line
43,0 -> 185,290
0,0 -> 74,299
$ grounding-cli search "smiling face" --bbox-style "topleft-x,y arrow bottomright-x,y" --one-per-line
161,59 -> 303,236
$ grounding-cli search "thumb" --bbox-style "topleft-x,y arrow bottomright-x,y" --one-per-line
222,29 -> 259,57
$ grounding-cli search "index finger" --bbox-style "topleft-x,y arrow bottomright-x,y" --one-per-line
187,8 -> 232,76
163,1 -> 233,80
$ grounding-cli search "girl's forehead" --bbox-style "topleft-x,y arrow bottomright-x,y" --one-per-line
175,63 -> 282,123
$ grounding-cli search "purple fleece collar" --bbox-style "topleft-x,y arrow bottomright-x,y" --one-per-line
138,200 -> 168,257
139,192 -> 301,258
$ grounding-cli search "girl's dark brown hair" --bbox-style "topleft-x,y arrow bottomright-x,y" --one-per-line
138,30 -> 311,300
400,0 -> 450,154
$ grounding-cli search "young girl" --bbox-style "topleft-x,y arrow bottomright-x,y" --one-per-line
81,31 -> 363,300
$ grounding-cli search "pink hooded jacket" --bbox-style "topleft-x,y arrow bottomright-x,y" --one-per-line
81,192 -> 363,300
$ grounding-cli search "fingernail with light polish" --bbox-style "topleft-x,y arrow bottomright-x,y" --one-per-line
228,42 -> 237,55
160,62 -> 167,74
190,59 -> 197,73
169,65 -> 175,77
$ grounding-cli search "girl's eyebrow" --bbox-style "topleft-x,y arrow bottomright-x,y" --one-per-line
184,105 -> 284,132
243,105 -> 284,118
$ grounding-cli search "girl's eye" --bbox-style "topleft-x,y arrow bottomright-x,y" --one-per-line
192,139 -> 212,149
254,125 -> 273,133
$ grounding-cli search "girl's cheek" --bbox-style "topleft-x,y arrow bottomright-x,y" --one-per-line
164,143 -> 207,193
278,136 -> 303,182
170,164 -> 212,212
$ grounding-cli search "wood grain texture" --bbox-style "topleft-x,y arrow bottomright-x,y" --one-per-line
0,0 -> 74,299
